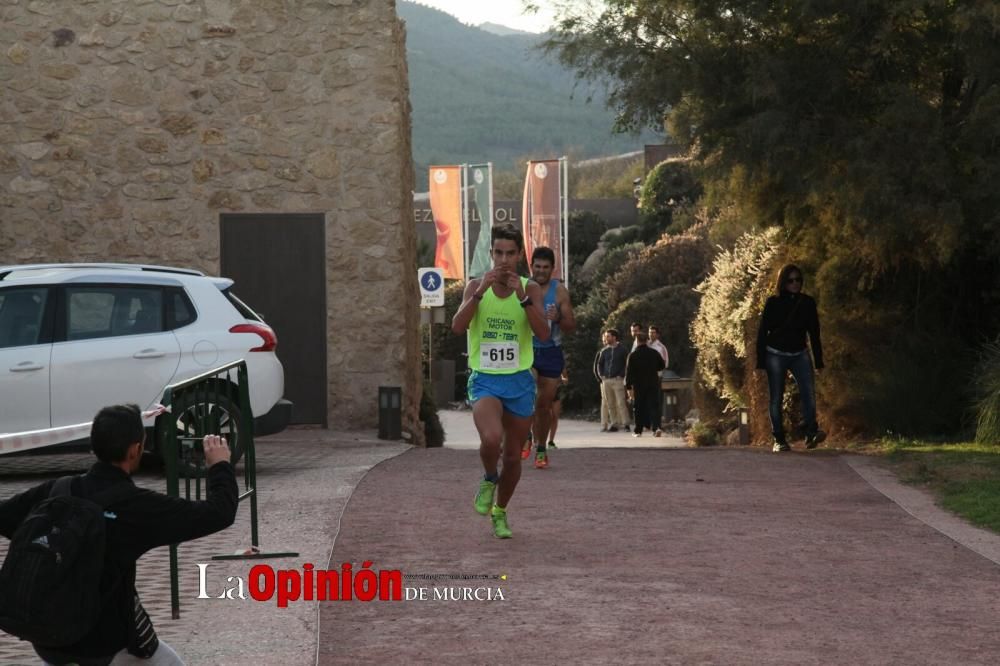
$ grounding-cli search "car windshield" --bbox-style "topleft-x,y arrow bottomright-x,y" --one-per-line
222,289 -> 263,322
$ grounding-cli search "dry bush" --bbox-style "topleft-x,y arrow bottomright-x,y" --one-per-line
687,421 -> 720,447
579,241 -> 644,296
691,227 -> 782,412
605,222 -> 714,309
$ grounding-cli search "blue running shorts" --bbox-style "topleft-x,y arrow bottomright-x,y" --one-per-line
531,346 -> 565,379
467,369 -> 536,418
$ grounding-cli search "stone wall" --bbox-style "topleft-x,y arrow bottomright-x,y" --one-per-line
0,0 -> 423,442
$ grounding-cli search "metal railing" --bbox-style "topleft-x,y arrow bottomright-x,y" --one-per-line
155,359 -> 296,618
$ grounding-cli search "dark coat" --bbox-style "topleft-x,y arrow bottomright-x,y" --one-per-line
593,344 -> 628,380
0,460 -> 238,661
755,292 -> 824,369
625,345 -> 666,394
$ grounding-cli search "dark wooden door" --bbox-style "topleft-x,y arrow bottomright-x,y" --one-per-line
220,213 -> 327,425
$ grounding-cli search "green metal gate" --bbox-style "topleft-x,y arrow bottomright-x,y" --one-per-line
155,359 -> 296,618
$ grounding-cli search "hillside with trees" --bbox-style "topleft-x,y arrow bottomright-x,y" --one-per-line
399,2 -> 659,189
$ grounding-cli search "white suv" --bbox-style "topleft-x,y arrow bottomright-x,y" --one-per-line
0,263 -> 292,459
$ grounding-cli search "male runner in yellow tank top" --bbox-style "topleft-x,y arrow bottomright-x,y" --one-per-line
451,223 -> 549,538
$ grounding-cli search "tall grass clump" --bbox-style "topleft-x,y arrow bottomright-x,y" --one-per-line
973,339 -> 1000,444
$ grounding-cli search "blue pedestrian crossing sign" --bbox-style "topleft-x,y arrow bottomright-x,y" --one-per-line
418,267 -> 445,307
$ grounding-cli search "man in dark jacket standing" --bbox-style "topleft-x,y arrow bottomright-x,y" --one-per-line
593,329 -> 631,432
625,332 -> 666,437
0,404 -> 238,665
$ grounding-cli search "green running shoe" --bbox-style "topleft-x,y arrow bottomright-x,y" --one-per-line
534,451 -> 548,469
474,479 -> 496,515
491,505 -> 512,539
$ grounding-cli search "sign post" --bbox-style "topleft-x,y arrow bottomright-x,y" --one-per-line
418,267 -> 445,307
418,268 -> 445,385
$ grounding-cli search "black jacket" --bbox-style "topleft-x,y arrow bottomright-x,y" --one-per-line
0,460 -> 238,661
625,345 -> 666,394
755,292 -> 824,369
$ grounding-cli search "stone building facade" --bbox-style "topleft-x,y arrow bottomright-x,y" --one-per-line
0,0 -> 423,442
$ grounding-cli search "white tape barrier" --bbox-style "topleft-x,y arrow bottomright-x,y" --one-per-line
0,405 -> 167,456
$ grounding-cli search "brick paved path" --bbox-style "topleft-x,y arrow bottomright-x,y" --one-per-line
4,431 -> 1000,665
319,447 -> 1000,665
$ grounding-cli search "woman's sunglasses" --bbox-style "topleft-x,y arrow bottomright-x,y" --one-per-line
786,276 -> 803,284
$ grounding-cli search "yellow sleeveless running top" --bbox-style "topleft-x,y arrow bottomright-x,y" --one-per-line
467,277 -> 534,374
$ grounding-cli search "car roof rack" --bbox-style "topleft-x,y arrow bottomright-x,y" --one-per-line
0,263 -> 205,281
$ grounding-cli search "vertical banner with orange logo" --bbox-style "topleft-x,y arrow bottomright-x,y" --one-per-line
521,157 -> 568,284
429,165 -> 464,280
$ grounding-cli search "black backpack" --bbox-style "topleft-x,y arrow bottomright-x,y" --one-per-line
0,476 -> 136,647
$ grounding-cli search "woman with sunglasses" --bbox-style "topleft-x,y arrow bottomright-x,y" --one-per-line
755,264 -> 825,452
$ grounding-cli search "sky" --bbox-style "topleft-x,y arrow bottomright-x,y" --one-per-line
410,0 -> 561,34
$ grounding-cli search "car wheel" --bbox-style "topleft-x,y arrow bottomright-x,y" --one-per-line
160,385 -> 245,477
